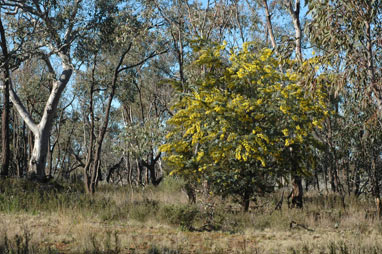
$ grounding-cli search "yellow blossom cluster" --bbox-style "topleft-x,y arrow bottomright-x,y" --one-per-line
161,41 -> 330,183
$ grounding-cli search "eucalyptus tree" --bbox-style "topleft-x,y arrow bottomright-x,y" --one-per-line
72,0 -> 167,193
10,58 -> 55,177
153,0 -> 250,92
0,0 -> 96,180
306,0 -> 382,215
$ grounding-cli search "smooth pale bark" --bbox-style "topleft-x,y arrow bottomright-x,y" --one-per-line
9,66 -> 72,179
0,0 -> 80,180
286,0 -> 303,62
82,56 -> 96,193
261,0 -> 284,73
262,0 -> 277,49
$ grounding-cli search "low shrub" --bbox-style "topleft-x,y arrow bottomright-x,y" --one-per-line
159,204 -> 200,230
129,199 -> 160,222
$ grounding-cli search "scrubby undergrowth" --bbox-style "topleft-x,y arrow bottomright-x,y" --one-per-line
1,177 -> 382,254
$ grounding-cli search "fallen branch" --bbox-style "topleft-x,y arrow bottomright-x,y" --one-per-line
289,220 -> 314,232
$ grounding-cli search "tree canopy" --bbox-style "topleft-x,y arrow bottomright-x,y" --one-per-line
161,41 -> 330,209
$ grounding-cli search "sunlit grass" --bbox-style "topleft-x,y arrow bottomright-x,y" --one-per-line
1,177 -> 382,253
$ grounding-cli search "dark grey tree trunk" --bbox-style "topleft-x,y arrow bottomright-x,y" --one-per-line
0,15 -> 10,177
242,190 -> 251,212
141,152 -> 162,186
84,49 -> 131,193
106,157 -> 124,183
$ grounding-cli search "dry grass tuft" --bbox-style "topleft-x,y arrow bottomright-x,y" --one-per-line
1,178 -> 382,253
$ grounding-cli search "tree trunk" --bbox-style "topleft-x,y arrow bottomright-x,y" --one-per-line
0,16 -> 10,177
371,158 -> 382,218
184,182 -> 196,204
83,49 -> 130,193
290,175 -> 303,208
137,159 -> 144,186
29,129 -> 51,179
106,157 -> 124,183
126,152 -> 132,185
1,71 -> 10,177
354,165 -> 360,196
262,0 -> 277,49
329,165 -> 337,192
46,139 -> 52,177
314,168 -> 320,191
83,159 -> 91,194
287,0 -> 303,62
141,152 -> 162,186
9,66 -> 72,180
89,144 -> 102,193
242,190 -> 251,212
14,114 -> 22,177
21,120 -> 28,177
147,164 -> 162,186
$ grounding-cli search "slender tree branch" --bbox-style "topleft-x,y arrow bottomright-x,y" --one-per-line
117,48 -> 168,74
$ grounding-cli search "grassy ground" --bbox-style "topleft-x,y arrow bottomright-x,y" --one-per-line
1,178 -> 382,254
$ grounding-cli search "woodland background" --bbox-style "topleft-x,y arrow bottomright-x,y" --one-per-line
1,0 -> 382,253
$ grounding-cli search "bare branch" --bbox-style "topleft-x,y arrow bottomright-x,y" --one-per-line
117,48 -> 168,74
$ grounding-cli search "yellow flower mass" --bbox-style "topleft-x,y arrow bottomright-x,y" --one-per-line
161,41 -> 330,189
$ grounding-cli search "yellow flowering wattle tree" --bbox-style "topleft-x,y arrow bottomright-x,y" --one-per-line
161,42 -> 329,211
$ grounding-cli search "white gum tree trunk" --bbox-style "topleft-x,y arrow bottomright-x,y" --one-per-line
1,0 -> 81,180
9,65 -> 73,179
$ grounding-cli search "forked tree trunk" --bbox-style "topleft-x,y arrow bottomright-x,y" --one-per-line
106,157 -> 124,183
141,152 -> 162,186
0,0 -> 82,180
9,66 -> 72,180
